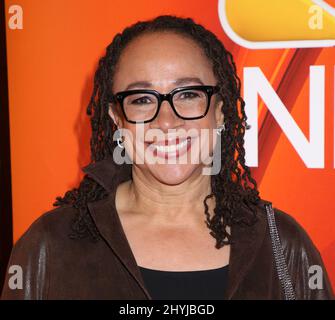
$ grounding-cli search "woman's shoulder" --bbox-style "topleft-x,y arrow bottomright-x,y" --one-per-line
252,199 -> 324,269
1,204 -> 78,299
253,199 -> 315,249
269,203 -> 316,252
16,204 -> 77,246
254,199 -> 334,299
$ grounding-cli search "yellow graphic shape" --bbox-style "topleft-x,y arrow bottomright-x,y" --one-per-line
219,0 -> 335,48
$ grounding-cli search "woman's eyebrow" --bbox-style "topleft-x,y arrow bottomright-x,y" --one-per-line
125,81 -> 152,90
124,77 -> 204,90
174,77 -> 204,86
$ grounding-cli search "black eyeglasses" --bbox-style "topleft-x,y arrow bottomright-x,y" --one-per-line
109,85 -> 219,123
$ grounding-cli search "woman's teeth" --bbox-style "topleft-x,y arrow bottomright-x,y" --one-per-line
152,138 -> 190,153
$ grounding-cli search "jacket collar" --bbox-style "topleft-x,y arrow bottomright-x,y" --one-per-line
81,157 -> 268,300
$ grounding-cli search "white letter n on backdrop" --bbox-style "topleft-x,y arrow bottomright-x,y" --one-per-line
243,66 -> 325,168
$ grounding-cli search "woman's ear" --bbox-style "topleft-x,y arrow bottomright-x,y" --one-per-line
108,103 -> 122,128
215,99 -> 224,127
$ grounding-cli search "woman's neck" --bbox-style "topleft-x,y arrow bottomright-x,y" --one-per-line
118,166 -> 216,226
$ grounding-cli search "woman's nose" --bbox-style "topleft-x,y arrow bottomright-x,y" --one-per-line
151,100 -> 184,131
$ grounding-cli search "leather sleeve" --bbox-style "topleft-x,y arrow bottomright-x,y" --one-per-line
274,208 -> 334,300
1,215 -> 49,300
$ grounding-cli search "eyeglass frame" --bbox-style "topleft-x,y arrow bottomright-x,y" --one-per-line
109,85 -> 220,124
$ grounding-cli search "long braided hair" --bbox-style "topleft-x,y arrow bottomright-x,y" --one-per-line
54,15 -> 261,248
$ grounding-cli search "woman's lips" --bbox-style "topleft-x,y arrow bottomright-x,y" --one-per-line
146,137 -> 194,159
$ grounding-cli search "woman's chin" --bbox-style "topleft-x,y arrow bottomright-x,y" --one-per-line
146,163 -> 200,186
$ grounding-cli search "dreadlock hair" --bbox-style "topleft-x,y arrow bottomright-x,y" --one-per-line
53,15 -> 261,248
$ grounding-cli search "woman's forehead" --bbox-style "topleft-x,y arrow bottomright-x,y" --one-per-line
113,32 -> 215,91
118,32 -> 210,66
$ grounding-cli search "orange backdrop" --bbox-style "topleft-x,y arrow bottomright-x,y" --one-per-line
4,0 -> 335,289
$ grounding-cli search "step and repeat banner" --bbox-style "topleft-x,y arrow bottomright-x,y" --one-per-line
4,0 -> 335,289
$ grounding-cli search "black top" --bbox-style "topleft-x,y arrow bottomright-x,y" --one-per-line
139,264 -> 229,300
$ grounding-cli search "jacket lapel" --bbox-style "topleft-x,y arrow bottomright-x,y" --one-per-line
82,157 -> 268,300
224,204 -> 267,299
82,157 -> 152,299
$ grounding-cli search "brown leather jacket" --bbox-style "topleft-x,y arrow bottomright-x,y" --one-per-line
1,157 -> 334,300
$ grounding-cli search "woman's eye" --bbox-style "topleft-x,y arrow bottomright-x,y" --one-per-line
179,91 -> 200,99
130,96 -> 153,105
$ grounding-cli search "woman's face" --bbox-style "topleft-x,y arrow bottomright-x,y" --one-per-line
109,32 -> 224,185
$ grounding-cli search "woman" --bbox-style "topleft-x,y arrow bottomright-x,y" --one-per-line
1,15 -> 333,300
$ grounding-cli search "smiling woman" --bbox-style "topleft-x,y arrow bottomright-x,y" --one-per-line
1,15 -> 334,300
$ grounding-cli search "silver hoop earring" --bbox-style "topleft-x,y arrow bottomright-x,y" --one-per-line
116,129 -> 125,149
116,137 -> 124,149
217,123 -> 226,135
